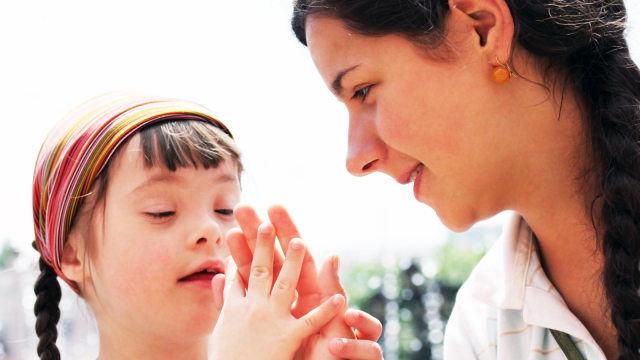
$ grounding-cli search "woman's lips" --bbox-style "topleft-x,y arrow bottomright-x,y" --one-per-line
412,163 -> 425,200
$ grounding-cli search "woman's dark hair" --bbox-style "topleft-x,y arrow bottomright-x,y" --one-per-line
33,119 -> 241,359
292,1 -> 640,358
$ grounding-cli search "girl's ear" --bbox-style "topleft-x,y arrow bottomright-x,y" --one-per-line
448,0 -> 515,63
61,228 -> 88,284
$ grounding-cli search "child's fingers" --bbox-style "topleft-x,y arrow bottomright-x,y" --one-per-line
345,309 -> 383,341
212,274 -> 226,312
247,223 -> 276,297
295,294 -> 345,337
226,228 -> 253,287
222,258 -> 244,299
235,204 -> 286,278
271,238 -> 306,308
268,205 -> 319,294
328,338 -> 384,360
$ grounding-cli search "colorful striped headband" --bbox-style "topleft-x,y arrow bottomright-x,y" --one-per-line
32,92 -> 233,292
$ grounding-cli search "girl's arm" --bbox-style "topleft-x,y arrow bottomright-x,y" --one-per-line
227,204 -> 383,360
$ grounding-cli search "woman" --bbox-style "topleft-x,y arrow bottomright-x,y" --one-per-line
289,0 -> 640,359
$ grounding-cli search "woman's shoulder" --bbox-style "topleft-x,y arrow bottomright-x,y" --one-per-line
444,213 -> 551,356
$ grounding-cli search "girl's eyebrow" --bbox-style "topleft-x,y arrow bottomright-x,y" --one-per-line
130,172 -> 239,195
130,173 -> 178,194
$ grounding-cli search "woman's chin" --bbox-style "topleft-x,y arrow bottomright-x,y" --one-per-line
434,207 -> 476,233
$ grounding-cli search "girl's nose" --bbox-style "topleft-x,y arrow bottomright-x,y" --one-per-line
345,113 -> 385,176
192,217 -> 223,248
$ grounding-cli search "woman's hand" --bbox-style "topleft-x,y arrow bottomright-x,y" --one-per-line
209,223 -> 345,360
227,204 -> 384,359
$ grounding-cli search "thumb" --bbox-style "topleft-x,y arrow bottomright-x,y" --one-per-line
318,254 -> 346,298
222,256 -> 243,300
212,273 -> 226,312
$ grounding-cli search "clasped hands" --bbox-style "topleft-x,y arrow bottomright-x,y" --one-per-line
209,204 -> 383,360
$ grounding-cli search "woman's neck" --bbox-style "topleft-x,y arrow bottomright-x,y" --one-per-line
508,78 -> 619,358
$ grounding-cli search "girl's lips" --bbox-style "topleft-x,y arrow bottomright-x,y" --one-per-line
179,271 -> 218,289
178,259 -> 225,289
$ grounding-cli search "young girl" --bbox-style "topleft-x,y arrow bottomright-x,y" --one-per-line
31,92 -> 382,360
290,0 -> 640,359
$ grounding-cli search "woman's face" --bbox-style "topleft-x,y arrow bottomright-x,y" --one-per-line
81,135 -> 240,345
305,15 -> 527,231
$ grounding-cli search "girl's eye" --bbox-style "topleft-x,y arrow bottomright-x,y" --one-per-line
352,85 -> 372,102
215,209 -> 234,216
146,211 -> 175,218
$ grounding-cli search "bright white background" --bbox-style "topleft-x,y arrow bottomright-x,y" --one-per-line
0,0 -> 639,266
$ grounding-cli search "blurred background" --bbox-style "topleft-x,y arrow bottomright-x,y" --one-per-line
0,1 -> 638,359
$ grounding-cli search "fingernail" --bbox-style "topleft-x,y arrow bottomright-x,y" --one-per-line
289,238 -> 303,251
330,338 -> 346,351
332,255 -> 340,273
331,294 -> 344,306
259,223 -> 273,235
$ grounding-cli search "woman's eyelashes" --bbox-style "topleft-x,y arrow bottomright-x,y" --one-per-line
352,85 -> 372,102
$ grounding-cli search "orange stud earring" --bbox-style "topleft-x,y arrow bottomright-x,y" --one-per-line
492,64 -> 511,84
491,57 -> 513,84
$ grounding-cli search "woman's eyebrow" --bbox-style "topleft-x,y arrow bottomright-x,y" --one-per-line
332,65 -> 360,96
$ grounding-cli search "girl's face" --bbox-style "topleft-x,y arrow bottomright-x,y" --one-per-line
305,15 -> 535,231
82,135 -> 240,345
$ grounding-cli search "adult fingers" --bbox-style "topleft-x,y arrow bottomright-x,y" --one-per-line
233,204 -> 262,249
345,309 -> 383,341
267,204 -> 302,249
236,204 -> 285,276
317,254 -> 346,297
328,338 -> 384,360
226,227 -> 252,286
295,294 -> 345,338
247,223 -> 276,297
268,205 -> 319,294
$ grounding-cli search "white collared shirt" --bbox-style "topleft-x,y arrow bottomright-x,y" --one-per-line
443,214 -> 607,359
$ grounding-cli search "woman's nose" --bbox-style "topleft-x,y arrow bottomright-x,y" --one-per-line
346,113 -> 385,176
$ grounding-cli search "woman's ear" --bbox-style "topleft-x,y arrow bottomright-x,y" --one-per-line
449,0 -> 514,63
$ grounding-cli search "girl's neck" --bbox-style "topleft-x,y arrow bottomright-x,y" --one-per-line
96,324 -> 209,360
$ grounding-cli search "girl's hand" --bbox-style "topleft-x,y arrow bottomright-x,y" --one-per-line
209,223 -> 345,360
227,204 -> 384,359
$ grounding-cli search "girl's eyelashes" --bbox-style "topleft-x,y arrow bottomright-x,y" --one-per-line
352,85 -> 372,102
214,209 -> 234,216
146,211 -> 175,219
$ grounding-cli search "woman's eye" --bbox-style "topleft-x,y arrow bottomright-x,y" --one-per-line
146,211 -> 175,218
215,209 -> 234,216
352,85 -> 372,102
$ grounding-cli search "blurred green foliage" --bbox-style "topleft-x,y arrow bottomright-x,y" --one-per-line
434,242 -> 485,288
340,226 -> 499,359
0,242 -> 17,269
